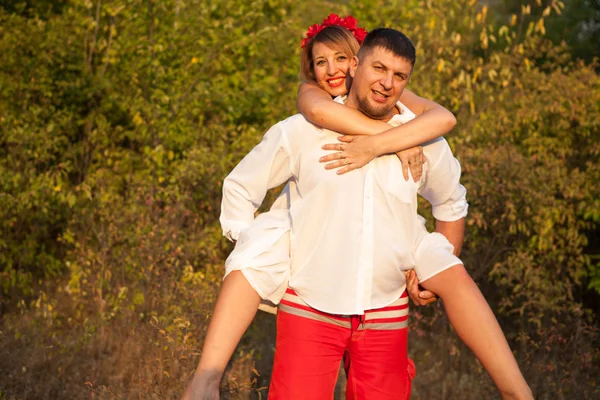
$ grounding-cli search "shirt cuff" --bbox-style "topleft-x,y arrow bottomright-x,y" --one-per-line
221,220 -> 251,242
432,199 -> 469,221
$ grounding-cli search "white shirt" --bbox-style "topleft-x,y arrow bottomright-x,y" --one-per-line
220,101 -> 468,314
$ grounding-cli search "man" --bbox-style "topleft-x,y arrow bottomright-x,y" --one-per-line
190,28 -> 532,399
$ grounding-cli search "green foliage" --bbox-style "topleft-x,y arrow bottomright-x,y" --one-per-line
494,0 -> 600,63
0,0 -> 598,398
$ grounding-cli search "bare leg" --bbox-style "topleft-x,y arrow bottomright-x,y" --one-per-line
419,265 -> 533,400
182,270 -> 261,400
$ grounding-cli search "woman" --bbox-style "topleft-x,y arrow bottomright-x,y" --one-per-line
183,16 -> 531,400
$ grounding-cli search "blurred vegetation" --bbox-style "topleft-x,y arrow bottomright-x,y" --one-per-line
490,0 -> 600,64
0,0 -> 598,399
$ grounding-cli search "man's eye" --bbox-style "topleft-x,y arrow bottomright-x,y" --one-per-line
374,66 -> 383,70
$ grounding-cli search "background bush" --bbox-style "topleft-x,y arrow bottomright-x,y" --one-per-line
0,0 -> 598,399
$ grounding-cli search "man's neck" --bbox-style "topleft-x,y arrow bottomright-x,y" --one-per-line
343,93 -> 360,111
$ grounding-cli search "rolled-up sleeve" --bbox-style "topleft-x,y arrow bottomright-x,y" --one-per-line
418,138 -> 469,221
220,122 -> 294,241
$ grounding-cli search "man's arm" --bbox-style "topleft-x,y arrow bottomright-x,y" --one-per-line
435,218 -> 465,257
220,122 -> 294,241
410,138 -> 468,297
418,137 -> 469,225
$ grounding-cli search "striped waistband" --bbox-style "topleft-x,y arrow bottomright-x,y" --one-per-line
278,289 -> 409,330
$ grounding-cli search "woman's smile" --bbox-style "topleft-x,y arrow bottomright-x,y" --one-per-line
326,76 -> 346,88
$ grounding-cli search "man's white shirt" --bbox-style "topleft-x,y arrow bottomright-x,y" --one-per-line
220,100 -> 468,315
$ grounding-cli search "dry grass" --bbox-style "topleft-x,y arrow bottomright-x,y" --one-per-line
1,288 -> 598,400
0,309 -> 268,399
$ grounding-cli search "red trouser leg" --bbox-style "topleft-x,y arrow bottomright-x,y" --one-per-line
268,309 -> 350,400
345,326 -> 413,399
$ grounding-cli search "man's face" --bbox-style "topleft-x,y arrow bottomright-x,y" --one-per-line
346,46 -> 412,120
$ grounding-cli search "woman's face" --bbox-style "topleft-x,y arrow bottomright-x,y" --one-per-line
312,42 -> 352,97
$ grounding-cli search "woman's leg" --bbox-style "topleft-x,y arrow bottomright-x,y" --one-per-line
182,271 -> 261,400
419,265 -> 533,400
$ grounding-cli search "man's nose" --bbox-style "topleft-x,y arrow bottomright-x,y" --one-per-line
380,73 -> 393,90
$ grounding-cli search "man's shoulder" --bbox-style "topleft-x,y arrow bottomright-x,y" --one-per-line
422,136 -> 448,148
422,136 -> 456,162
276,113 -> 323,140
279,113 -> 317,129
260,113 -> 322,151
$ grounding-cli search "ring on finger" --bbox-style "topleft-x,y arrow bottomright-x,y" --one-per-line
339,143 -> 344,151
343,158 -> 350,165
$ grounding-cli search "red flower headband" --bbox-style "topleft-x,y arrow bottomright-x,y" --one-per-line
301,13 -> 368,48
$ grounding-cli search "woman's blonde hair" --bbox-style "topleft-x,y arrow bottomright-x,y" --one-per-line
299,25 -> 360,83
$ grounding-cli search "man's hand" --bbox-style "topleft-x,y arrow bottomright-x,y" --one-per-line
320,135 -> 378,175
405,269 -> 438,306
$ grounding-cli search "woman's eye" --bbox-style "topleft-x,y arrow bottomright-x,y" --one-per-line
337,56 -> 347,61
316,60 -> 325,66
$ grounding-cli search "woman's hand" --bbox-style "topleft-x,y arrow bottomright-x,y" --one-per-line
320,135 -> 425,180
396,146 -> 426,182
320,135 -> 379,175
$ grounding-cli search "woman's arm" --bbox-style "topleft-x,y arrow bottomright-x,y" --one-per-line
379,89 -> 457,152
297,82 -> 456,148
298,83 -> 456,176
297,82 -> 390,135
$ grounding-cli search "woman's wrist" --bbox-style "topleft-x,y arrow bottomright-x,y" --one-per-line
369,133 -> 387,157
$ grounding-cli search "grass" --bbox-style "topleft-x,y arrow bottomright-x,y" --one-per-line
1,282 -> 598,399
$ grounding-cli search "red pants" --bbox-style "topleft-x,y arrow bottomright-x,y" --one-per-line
269,289 -> 415,400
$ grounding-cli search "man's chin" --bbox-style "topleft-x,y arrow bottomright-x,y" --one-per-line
359,98 -> 393,119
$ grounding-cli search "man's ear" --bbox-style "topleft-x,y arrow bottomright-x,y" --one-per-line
349,55 -> 359,78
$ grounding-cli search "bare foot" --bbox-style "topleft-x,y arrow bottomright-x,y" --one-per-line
500,385 -> 534,400
181,369 -> 221,400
